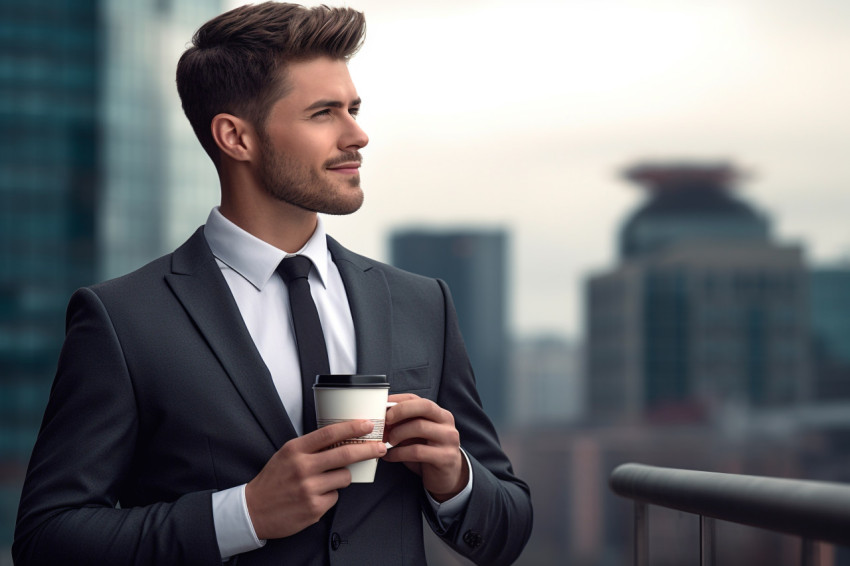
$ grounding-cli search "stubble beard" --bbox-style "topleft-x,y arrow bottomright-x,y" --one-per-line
258,136 -> 364,216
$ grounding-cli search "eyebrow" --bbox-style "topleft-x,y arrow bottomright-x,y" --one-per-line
304,97 -> 362,112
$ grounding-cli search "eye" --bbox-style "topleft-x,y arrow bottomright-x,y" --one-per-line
310,109 -> 332,119
349,107 -> 360,119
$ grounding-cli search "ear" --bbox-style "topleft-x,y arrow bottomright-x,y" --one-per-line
210,113 -> 258,163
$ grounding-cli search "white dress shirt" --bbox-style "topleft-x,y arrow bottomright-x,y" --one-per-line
203,207 -> 471,560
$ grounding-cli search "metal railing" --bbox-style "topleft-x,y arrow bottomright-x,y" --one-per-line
610,463 -> 850,565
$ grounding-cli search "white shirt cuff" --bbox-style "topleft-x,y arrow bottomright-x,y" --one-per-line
212,484 -> 266,560
425,448 -> 474,527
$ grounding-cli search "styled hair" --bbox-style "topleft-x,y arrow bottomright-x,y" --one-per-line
176,2 -> 366,165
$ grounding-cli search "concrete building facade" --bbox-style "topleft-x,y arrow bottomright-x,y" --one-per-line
586,163 -> 810,420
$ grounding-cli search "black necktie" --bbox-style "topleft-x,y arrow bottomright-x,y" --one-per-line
277,255 -> 330,434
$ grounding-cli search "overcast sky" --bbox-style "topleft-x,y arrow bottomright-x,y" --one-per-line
229,0 -> 850,339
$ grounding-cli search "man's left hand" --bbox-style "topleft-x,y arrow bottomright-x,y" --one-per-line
382,393 -> 469,502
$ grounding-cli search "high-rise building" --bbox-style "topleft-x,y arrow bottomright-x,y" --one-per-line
0,0 -> 221,554
0,1 -> 100,551
586,163 -> 811,421
511,335 -> 583,426
810,265 -> 850,400
390,229 -> 510,427
100,0 -> 221,279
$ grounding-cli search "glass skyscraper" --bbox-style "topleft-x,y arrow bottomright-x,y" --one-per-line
810,266 -> 850,400
586,163 -> 810,420
390,229 -> 510,428
0,0 -> 221,556
100,0 -> 221,279
0,1 -> 100,553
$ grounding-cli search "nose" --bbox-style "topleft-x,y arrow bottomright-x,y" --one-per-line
340,116 -> 369,151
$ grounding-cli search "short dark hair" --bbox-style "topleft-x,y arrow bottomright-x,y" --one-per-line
176,2 -> 366,165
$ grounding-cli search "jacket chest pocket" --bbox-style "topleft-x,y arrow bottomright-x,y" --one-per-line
390,363 -> 431,394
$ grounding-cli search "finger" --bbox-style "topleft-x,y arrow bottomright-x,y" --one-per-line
312,439 -> 387,473
300,420 -> 375,453
381,444 -> 417,463
387,393 -> 421,403
306,467 -> 354,495
386,418 -> 459,449
386,398 -> 453,426
380,443 -> 454,466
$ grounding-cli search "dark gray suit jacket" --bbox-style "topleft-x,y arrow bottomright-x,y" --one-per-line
14,228 -> 532,565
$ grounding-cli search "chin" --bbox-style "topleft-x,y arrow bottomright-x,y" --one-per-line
328,194 -> 364,216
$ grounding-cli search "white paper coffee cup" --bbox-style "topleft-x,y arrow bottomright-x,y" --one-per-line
313,374 -> 391,483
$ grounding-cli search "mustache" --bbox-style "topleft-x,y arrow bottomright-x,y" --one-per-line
324,152 -> 363,168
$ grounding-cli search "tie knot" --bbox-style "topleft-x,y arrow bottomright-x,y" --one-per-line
278,255 -> 313,284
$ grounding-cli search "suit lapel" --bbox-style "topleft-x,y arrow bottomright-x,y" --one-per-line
165,228 -> 297,449
327,237 -> 398,516
327,237 -> 393,376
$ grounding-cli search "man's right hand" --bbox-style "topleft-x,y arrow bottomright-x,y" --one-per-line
245,420 -> 387,540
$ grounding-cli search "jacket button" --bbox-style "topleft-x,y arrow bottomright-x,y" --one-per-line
463,530 -> 483,548
330,532 -> 342,551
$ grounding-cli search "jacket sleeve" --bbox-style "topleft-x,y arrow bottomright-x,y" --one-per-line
422,279 -> 533,566
13,288 -> 222,566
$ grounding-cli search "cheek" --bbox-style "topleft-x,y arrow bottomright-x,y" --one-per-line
264,123 -> 336,168
289,127 -> 339,159
265,125 -> 313,156
284,139 -> 328,167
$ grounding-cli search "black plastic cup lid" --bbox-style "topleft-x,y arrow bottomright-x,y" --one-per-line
313,374 -> 389,388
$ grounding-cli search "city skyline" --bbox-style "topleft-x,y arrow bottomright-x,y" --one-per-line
261,0 -> 850,339
2,3 -> 848,562
38,0 -> 841,340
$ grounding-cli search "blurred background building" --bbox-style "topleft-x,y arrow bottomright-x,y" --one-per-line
510,334 -> 583,426
1,0 -> 849,564
390,229 -> 510,428
0,1 -> 100,548
810,265 -> 850,401
100,0 -> 221,277
0,0 -> 221,556
586,163 -> 810,422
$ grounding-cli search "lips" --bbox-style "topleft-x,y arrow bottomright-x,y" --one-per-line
327,162 -> 361,174
325,151 -> 363,173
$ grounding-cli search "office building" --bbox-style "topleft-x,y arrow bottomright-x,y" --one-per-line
0,1 -> 100,551
0,0 -> 221,554
511,335 -> 583,425
100,0 -> 221,278
586,163 -> 810,420
810,265 -> 850,400
391,229 -> 510,427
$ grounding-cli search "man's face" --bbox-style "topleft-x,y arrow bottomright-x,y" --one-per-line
256,56 -> 369,215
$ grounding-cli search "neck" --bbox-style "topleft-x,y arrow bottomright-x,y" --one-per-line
219,168 -> 318,253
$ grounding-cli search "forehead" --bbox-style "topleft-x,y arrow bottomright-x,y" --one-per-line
279,56 -> 358,105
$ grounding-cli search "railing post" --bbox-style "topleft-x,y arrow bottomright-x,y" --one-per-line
635,502 -> 648,566
800,539 -> 819,566
700,515 -> 716,566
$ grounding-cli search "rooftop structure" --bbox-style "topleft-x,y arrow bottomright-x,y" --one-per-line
620,162 -> 770,260
588,161 -> 810,421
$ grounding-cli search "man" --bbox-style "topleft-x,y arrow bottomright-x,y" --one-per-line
13,3 -> 532,565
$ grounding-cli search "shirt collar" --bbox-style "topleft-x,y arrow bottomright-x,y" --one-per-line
203,206 -> 329,291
